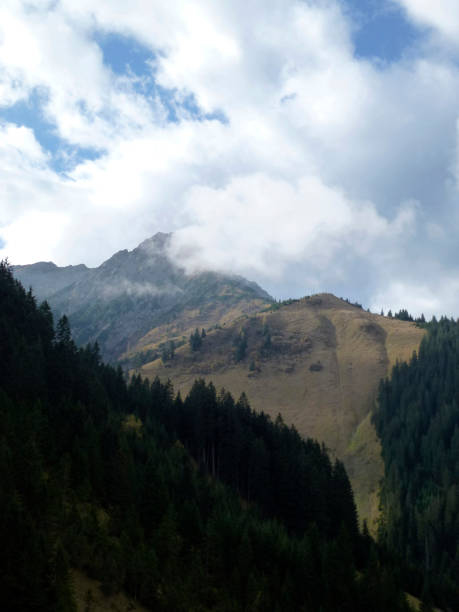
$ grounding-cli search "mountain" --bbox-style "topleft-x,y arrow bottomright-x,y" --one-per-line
139,293 -> 426,530
13,233 -> 272,361
13,260 -> 90,297
0,260 -> 412,612
12,237 -> 426,529
9,240 -> 451,607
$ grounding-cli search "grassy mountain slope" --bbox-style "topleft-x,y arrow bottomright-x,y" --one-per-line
123,285 -> 268,363
141,293 -> 425,529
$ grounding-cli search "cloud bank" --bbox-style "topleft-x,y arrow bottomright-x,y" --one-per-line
1,0 -> 459,316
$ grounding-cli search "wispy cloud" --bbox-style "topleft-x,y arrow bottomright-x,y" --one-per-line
100,279 -> 183,300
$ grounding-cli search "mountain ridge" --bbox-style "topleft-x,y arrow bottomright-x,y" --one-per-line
13,233 -> 272,361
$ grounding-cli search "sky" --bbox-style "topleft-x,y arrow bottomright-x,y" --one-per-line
2,1 -> 459,316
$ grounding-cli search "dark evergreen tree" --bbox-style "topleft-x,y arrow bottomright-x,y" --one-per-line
233,329 -> 248,362
189,327 -> 202,351
56,314 -> 72,345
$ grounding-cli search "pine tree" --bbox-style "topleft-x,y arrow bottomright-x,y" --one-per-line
56,315 -> 72,346
189,328 -> 202,351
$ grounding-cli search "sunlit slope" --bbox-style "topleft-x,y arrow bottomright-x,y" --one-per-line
141,294 -> 425,530
123,285 -> 268,361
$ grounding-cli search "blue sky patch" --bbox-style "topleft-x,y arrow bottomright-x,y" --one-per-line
94,31 -> 154,77
95,30 -> 228,124
1,90 -> 60,154
0,89 -> 102,173
93,31 -> 176,116
343,0 -> 422,63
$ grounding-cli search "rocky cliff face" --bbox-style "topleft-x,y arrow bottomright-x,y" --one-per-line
13,233 -> 272,361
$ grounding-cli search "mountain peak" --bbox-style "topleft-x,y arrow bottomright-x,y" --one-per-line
12,232 -> 272,361
137,232 -> 172,252
14,261 -> 58,272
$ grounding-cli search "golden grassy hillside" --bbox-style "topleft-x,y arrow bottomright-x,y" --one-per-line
140,294 -> 425,531
123,288 -> 270,362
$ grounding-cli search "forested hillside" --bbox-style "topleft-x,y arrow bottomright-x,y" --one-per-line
375,318 -> 459,610
0,260 -> 412,611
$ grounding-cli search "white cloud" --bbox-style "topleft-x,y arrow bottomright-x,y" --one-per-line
370,277 -> 459,319
168,173 -> 413,279
0,1 -> 162,148
0,123 -> 54,224
2,209 -> 71,263
0,122 -> 47,164
1,1 -> 459,314
394,0 -> 459,40
101,279 -> 183,299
